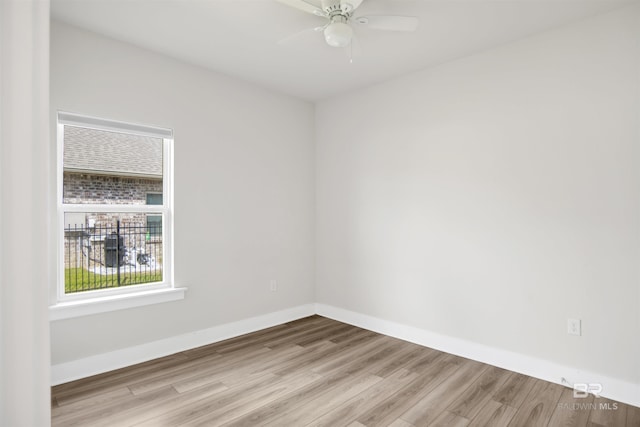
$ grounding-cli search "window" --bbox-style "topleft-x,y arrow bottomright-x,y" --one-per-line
146,193 -> 163,237
53,112 -> 183,319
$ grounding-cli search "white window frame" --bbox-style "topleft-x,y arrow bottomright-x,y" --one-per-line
50,112 -> 185,320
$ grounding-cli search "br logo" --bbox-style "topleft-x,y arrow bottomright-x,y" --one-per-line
573,383 -> 602,398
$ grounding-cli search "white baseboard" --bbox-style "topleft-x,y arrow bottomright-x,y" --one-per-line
51,304 -> 315,386
52,302 -> 639,408
315,303 -> 640,408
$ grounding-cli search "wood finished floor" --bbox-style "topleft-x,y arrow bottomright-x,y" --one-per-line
51,316 -> 640,427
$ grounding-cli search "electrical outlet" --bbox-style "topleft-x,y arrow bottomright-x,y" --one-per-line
269,279 -> 277,292
568,318 -> 581,336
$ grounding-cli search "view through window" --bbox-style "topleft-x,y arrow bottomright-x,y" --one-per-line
59,113 -> 173,297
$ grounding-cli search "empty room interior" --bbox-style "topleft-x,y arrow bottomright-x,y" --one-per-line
1,0 -> 639,425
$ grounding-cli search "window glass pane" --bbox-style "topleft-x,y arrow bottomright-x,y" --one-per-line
63,212 -> 163,293
63,126 -> 163,205
147,215 -> 162,236
146,193 -> 163,205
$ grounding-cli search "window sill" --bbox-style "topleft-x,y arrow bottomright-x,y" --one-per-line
49,287 -> 187,321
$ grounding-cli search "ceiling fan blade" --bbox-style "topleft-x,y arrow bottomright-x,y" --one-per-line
340,0 -> 363,11
354,15 -> 419,32
276,0 -> 325,17
278,25 -> 326,45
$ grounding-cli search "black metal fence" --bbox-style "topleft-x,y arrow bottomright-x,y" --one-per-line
64,220 -> 163,293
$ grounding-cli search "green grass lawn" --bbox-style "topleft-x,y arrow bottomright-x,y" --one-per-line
65,268 -> 163,293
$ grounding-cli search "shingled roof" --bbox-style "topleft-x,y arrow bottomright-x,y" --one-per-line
63,125 -> 163,178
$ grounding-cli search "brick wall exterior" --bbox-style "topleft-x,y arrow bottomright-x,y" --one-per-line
63,172 -> 162,227
63,172 -> 163,268
64,172 -> 162,205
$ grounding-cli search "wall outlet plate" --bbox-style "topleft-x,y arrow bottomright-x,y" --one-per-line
568,318 -> 581,336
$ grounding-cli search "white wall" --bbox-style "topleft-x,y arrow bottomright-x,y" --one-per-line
316,4 -> 640,389
1,0 -> 51,424
50,22 -> 315,365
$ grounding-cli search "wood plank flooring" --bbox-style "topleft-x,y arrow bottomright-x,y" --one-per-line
51,316 -> 640,426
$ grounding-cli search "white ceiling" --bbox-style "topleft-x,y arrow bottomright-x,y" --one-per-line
51,0 -> 636,101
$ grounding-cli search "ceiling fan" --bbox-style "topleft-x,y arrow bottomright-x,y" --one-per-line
276,0 -> 419,48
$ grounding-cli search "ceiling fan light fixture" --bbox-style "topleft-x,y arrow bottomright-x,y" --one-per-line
324,22 -> 353,47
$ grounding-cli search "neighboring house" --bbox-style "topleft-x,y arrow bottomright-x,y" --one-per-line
63,125 -> 164,272
63,125 -> 163,229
